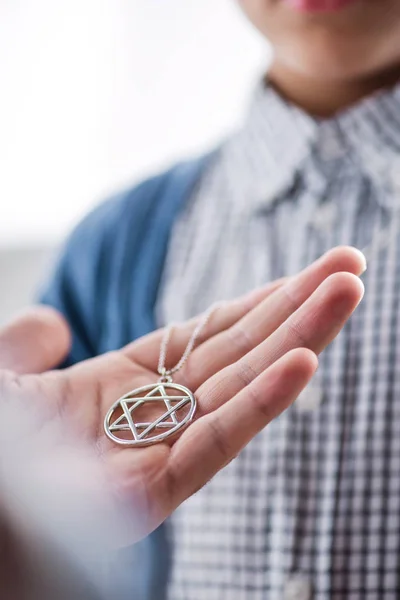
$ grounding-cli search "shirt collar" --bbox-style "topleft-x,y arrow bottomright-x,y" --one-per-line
221,82 -> 317,211
335,84 -> 400,206
223,80 -> 400,211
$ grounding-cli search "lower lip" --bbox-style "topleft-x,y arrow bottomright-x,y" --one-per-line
282,0 -> 359,12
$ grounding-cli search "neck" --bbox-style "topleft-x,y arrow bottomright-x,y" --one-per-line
268,61 -> 400,117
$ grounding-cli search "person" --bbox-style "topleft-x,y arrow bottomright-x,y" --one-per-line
39,0 -> 400,598
0,256 -> 362,599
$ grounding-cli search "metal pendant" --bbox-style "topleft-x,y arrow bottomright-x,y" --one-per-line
104,382 -> 196,447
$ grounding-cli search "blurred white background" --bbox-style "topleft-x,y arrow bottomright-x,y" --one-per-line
0,0 -> 269,321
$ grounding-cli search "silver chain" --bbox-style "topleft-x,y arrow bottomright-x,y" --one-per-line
158,302 -> 222,382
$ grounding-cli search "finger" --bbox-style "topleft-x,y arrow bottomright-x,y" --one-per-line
123,277 -> 289,370
168,348 -> 317,507
179,246 -> 366,389
0,307 -> 71,374
196,271 -> 364,415
124,246 -> 365,374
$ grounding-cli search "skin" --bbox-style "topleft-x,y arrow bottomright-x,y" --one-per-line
237,0 -> 400,115
0,247 -> 365,543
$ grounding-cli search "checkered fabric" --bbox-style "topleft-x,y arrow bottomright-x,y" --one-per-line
157,81 -> 400,599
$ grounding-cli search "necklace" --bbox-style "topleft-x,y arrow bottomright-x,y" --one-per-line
104,304 -> 219,447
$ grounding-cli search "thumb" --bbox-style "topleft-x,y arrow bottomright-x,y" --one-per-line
0,306 -> 71,374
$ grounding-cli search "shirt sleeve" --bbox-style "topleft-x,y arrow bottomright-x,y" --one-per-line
37,157 -> 206,370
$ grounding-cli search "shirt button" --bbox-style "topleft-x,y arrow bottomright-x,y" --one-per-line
283,574 -> 312,600
295,383 -> 323,412
311,203 -> 337,233
319,130 -> 345,161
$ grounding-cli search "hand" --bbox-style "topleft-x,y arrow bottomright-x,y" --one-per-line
0,246 -> 365,543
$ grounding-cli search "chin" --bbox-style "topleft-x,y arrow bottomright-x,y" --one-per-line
277,36 -> 400,83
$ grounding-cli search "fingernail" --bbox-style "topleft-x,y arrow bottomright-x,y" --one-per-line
352,248 -> 367,274
355,277 -> 365,301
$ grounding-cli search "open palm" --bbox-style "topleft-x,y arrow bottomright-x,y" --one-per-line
0,247 -> 365,544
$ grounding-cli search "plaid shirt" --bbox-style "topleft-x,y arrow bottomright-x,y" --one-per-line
157,81 -> 400,600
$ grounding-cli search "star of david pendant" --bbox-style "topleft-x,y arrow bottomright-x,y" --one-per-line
104,382 -> 196,447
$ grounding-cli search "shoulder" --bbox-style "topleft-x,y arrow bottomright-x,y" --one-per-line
39,153 -> 214,361
69,152 -> 214,249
